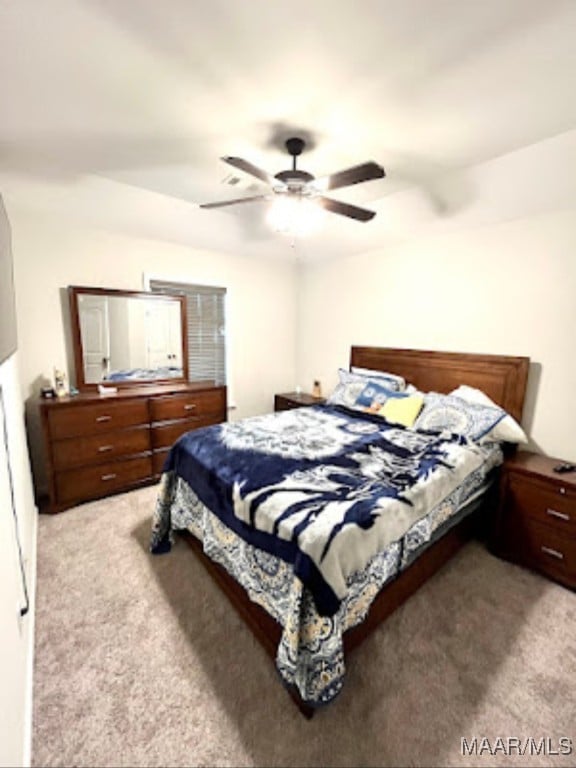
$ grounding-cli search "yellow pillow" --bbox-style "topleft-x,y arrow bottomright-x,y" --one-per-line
377,394 -> 424,428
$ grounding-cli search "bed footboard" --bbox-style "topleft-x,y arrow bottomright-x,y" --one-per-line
180,511 -> 478,718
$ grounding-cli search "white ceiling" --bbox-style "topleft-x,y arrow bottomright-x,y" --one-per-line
1,0 -> 576,257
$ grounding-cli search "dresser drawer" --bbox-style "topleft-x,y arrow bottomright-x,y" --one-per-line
508,474 -> 576,534
48,399 -> 149,440
152,449 -> 170,476
150,389 -> 226,422
55,456 -> 153,505
512,515 -> 576,587
151,415 -> 221,450
52,426 -> 151,470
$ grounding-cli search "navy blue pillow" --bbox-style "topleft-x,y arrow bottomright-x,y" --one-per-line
355,381 -> 406,408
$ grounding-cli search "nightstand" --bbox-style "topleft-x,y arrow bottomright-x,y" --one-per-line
494,451 -> 576,589
274,392 -> 326,412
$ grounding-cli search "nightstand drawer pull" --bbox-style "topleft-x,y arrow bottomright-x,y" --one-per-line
546,507 -> 570,522
96,415 -> 112,423
540,545 -> 564,560
97,445 -> 114,453
559,487 -> 566,495
101,473 -> 117,481
184,404 -> 197,411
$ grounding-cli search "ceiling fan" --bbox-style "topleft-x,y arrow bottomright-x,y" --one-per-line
200,137 -> 385,222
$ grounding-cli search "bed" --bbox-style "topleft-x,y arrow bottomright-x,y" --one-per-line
150,347 -> 529,716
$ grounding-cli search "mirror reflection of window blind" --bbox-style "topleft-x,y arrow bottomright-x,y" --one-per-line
149,280 -> 226,385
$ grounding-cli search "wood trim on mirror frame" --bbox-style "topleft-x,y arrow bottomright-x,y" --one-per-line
69,285 -> 189,391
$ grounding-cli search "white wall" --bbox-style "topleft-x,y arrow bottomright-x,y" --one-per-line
297,170 -> 576,460
0,353 -> 37,768
2,187 -> 298,494
297,133 -> 576,461
0,175 -> 295,764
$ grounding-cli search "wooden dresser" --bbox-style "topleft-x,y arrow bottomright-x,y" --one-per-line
40,382 -> 227,513
494,451 -> 576,589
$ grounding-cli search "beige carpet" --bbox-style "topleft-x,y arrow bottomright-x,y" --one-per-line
33,485 -> 576,767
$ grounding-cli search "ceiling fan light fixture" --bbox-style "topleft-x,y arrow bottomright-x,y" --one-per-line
201,136 -> 385,225
267,195 -> 325,237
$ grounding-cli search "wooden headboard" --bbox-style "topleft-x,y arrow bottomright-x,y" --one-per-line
350,346 -> 530,424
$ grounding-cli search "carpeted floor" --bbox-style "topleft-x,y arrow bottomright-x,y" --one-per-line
33,485 -> 576,767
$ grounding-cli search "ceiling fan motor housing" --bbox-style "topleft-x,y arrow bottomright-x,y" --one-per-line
275,136 -> 315,189
275,168 -> 315,187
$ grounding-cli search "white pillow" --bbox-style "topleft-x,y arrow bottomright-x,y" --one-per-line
449,385 -> 527,444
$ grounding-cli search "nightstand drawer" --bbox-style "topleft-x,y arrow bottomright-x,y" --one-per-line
495,451 -> 576,590
274,392 -> 325,412
512,515 -> 576,586
508,474 -> 576,534
275,395 -> 297,412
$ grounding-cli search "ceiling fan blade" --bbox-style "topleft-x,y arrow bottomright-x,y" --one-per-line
200,194 -> 270,209
317,196 -> 376,222
315,161 -> 385,192
221,156 -> 278,186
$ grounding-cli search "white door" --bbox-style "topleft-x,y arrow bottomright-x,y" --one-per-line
145,301 -> 182,370
79,295 -> 110,383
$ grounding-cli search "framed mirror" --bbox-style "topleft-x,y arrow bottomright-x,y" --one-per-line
69,286 -> 189,390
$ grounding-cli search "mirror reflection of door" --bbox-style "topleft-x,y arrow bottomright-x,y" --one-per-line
73,288 -> 185,385
144,301 -> 182,370
78,295 -> 110,383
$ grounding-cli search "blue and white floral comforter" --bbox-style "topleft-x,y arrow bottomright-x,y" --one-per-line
151,404 -> 501,704
106,365 -> 183,381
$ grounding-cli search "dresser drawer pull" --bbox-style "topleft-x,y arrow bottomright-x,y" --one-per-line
96,415 -> 112,422
98,445 -> 114,453
183,404 -> 197,411
546,507 -> 570,522
101,473 -> 117,482
540,545 -> 564,561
